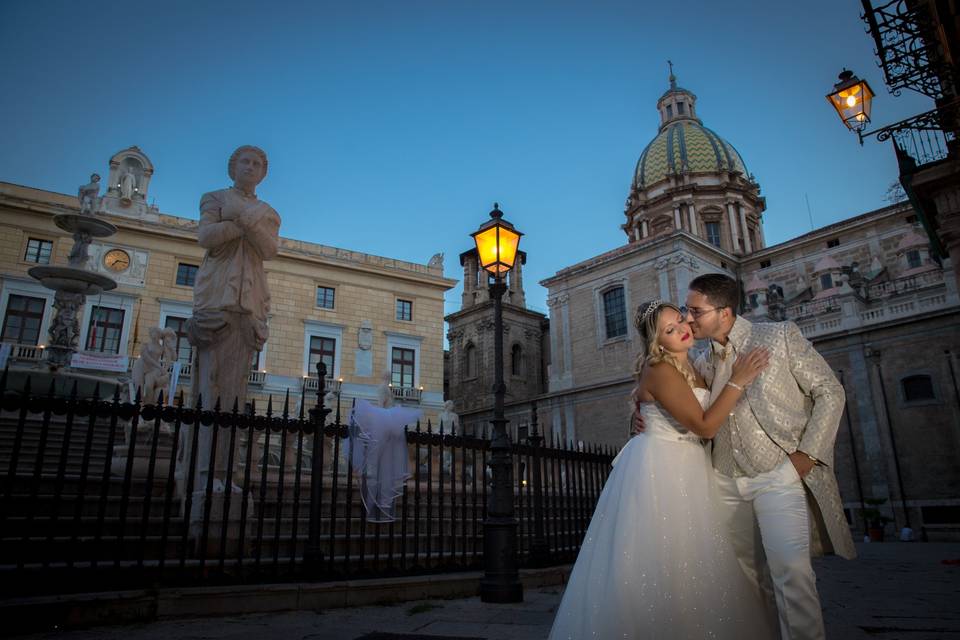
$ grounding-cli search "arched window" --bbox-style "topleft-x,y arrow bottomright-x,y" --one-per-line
603,287 -> 627,339
902,374 -> 935,402
511,344 -> 524,376
464,343 -> 477,379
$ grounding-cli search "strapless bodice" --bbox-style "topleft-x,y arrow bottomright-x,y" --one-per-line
639,387 -> 710,445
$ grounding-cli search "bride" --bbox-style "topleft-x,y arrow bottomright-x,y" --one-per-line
548,300 -> 776,640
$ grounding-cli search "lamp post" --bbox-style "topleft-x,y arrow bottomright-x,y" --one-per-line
472,203 -> 524,603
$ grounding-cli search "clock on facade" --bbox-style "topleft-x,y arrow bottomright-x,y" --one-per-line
103,248 -> 131,272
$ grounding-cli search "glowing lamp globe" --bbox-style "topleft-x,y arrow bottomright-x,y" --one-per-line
472,203 -> 523,278
826,69 -> 874,132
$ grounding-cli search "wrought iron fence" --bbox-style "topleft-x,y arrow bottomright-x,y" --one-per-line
0,368 -> 614,597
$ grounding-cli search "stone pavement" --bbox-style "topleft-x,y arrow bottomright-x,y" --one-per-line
18,543 -> 960,639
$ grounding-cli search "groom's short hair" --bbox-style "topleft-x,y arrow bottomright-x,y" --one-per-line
689,273 -> 740,316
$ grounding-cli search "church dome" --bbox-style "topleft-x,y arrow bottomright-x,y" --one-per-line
634,120 -> 749,189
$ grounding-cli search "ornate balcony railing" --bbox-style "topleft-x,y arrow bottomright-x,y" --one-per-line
5,343 -> 46,362
391,386 -> 423,403
248,370 -> 267,385
866,268 -> 945,298
303,375 -> 342,394
862,0 -> 946,100
785,296 -> 842,320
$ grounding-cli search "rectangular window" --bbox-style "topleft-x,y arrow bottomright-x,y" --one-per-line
907,250 -> 922,269
251,350 -> 262,371
820,274 -> 833,290
603,287 -> 627,339
308,336 -> 336,377
24,238 -> 53,264
391,347 -> 415,388
666,104 -> 673,118
749,293 -> 759,308
86,306 -> 125,354
316,286 -> 335,309
759,259 -> 771,269
677,102 -> 685,114
826,238 -> 840,248
396,299 -> 413,322
163,316 -> 192,365
1,294 -> 46,345
705,222 -> 722,248
176,263 -> 199,287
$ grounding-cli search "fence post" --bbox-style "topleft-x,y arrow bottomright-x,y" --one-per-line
305,362 -> 331,574
527,401 -> 549,567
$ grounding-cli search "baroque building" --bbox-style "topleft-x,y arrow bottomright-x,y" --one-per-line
0,147 -> 456,420
539,75 -> 960,539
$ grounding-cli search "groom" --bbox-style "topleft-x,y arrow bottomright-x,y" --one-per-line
636,273 -> 855,640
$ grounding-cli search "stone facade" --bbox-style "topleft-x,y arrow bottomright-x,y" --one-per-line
540,75 -> 960,539
0,149 -> 456,421
445,248 -> 548,438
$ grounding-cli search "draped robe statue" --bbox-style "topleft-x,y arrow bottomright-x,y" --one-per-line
180,146 -> 280,519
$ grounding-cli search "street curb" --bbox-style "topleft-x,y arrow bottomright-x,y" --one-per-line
2,565 -> 572,635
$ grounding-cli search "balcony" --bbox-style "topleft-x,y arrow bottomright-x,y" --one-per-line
4,343 -> 47,363
785,296 -> 842,321
783,269 -> 953,339
303,375 -> 342,394
248,370 -> 267,386
866,268 -> 944,298
391,386 -> 422,403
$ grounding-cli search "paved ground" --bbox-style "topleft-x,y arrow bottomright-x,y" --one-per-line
20,543 -> 960,639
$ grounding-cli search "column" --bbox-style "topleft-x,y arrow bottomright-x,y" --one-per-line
687,202 -> 698,237
739,203 -> 752,253
641,219 -> 649,238
726,201 -> 741,254
673,206 -> 683,231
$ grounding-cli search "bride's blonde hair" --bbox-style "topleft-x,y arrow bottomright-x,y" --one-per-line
632,299 -> 696,389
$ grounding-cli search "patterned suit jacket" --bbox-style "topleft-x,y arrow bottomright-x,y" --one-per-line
696,317 -> 856,560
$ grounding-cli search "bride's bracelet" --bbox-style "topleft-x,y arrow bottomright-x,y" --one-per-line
725,381 -> 744,392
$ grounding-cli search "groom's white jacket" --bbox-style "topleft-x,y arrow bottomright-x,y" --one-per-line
696,316 -> 857,560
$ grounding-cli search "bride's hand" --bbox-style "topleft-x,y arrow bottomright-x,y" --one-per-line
730,348 -> 770,387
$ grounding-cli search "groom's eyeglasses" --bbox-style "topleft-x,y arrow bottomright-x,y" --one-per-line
679,305 -> 725,319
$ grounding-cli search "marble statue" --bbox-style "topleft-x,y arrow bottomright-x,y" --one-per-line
78,173 -> 101,215
67,230 -> 93,268
438,400 -> 460,434
132,326 -> 176,405
47,291 -> 83,366
184,145 -> 281,493
428,252 -> 444,268
375,370 -> 394,408
120,169 -> 136,200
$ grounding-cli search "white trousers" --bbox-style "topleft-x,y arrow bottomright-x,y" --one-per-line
715,459 -> 826,640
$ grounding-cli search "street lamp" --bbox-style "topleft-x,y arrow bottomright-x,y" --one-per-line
472,202 -> 524,603
826,69 -> 875,139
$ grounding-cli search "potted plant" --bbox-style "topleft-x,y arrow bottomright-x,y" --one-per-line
862,498 -> 892,542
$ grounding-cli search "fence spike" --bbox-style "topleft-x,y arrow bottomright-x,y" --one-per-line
415,420 -> 421,433
232,396 -> 240,414
112,383 -> 121,403
427,419 -> 433,434
282,389 -> 290,419
266,394 -> 274,417
69,379 -> 78,399
134,385 -> 142,405
0,364 -> 7,394
156,389 -> 164,406
214,396 -> 222,412
22,374 -> 32,397
195,392 -> 203,410
250,398 -> 256,415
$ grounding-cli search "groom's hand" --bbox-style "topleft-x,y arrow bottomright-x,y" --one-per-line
788,451 -> 816,479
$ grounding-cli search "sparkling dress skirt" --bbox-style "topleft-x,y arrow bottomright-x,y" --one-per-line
548,389 -> 775,640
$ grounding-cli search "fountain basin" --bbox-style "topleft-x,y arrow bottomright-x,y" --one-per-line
28,266 -> 117,295
53,213 -> 117,237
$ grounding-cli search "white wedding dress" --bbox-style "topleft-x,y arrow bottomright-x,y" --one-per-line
548,388 -> 775,640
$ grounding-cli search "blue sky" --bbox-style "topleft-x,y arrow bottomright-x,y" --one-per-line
0,1 -> 934,317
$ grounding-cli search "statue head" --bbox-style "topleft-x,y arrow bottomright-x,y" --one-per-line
443,400 -> 454,413
90,173 -> 100,183
228,145 -> 268,190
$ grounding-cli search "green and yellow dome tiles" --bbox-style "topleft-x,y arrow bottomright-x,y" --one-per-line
634,120 -> 748,188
